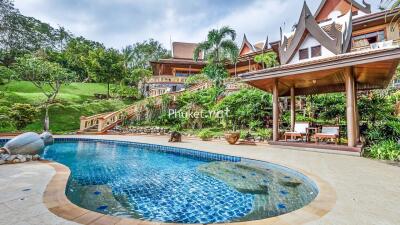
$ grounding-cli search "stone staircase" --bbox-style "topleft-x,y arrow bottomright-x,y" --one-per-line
78,81 -> 213,134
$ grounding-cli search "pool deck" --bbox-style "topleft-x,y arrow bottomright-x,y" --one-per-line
1,135 -> 400,225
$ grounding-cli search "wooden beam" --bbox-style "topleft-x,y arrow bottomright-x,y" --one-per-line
290,86 -> 296,131
273,79 -> 280,141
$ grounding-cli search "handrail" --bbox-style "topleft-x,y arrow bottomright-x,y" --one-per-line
78,81 -> 214,133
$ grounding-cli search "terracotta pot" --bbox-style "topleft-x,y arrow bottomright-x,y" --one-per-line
224,132 -> 240,145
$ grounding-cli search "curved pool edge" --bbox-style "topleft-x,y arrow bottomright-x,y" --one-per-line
41,140 -> 336,225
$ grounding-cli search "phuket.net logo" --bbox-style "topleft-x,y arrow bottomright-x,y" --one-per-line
168,108 -> 230,119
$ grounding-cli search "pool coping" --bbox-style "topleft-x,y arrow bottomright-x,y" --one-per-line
41,139 -> 337,225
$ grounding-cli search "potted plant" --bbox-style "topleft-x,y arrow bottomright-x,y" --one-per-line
198,129 -> 215,141
224,131 -> 240,145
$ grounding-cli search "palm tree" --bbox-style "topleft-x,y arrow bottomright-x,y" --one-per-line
193,26 -> 238,64
380,0 -> 400,27
121,45 -> 134,69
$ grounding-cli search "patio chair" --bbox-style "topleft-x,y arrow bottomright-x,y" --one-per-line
283,122 -> 309,141
314,126 -> 340,145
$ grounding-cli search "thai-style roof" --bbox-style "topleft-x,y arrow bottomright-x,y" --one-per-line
239,34 -> 255,56
172,42 -> 203,60
279,2 -> 350,64
315,0 -> 371,22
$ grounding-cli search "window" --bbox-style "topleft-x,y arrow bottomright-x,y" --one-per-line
311,45 -> 322,58
352,30 -> 385,48
172,86 -> 177,92
145,86 -> 150,92
299,48 -> 309,60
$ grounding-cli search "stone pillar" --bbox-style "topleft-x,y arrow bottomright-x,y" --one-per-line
273,79 -> 280,141
345,67 -> 357,147
290,87 -> 296,132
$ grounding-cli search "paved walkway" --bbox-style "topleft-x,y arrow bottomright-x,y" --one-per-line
1,135 -> 399,225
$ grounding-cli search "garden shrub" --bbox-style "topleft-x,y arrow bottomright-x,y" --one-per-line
255,128 -> 273,141
365,140 -> 400,161
184,74 -> 210,88
9,103 -> 38,130
198,129 -> 215,141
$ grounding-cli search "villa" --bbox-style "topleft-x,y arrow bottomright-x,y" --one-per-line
2,0 -> 400,225
147,37 -> 268,97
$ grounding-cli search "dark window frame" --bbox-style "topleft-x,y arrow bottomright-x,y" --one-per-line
299,48 -> 309,60
311,45 -> 322,58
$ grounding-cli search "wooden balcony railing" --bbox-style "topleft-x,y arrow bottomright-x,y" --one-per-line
148,76 -> 187,84
351,39 -> 400,52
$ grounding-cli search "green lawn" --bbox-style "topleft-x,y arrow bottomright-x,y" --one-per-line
0,81 -> 110,105
0,81 -> 133,133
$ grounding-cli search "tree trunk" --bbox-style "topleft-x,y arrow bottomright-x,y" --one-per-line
107,82 -> 110,99
44,102 -> 50,131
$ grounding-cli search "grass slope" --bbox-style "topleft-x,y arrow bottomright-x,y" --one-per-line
0,81 -> 133,133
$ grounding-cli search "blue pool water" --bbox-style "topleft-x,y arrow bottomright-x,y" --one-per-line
41,139 -> 318,224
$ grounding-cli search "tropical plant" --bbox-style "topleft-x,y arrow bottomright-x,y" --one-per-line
214,89 -> 272,131
198,129 -> 215,141
380,0 -> 400,30
365,140 -> 400,161
0,65 -> 15,84
184,74 -> 210,87
129,68 -> 152,96
254,52 -> 279,69
193,26 -> 238,64
13,54 -> 75,131
255,128 -> 273,141
201,63 -> 228,88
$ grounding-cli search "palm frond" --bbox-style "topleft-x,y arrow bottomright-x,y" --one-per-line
220,40 -> 239,63
193,41 -> 212,61
219,26 -> 236,41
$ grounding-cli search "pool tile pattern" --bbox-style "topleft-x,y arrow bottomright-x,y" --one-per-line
43,141 -> 254,223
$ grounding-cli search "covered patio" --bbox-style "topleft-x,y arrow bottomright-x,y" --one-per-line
241,47 -> 400,151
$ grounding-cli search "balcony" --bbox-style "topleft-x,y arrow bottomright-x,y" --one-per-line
147,76 -> 187,84
351,39 -> 400,52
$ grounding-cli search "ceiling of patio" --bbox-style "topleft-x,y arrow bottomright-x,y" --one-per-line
241,47 -> 400,96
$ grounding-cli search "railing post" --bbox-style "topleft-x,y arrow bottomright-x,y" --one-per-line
98,118 -> 105,133
79,116 -> 87,132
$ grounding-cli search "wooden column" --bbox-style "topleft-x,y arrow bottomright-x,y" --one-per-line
354,82 -> 360,144
290,87 -> 296,131
345,67 -> 357,147
273,79 -> 280,141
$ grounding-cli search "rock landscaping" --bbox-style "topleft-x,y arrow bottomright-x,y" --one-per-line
0,153 -> 41,165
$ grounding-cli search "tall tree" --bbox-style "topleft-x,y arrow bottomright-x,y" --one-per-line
14,54 -> 75,131
0,0 -> 68,66
124,39 -> 170,69
193,26 -> 238,64
88,48 -> 125,98
62,37 -> 105,81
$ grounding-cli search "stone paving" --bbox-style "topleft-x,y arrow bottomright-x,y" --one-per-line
1,135 -> 400,225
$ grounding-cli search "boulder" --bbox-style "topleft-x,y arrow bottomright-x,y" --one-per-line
40,132 -> 54,146
0,160 -> 5,165
6,155 -> 16,162
3,132 -> 45,155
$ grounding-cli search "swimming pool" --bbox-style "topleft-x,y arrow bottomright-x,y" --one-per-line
41,139 -> 318,224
